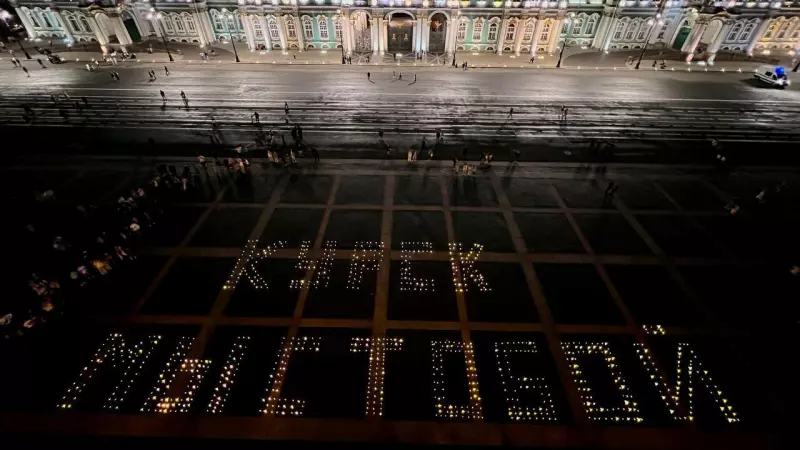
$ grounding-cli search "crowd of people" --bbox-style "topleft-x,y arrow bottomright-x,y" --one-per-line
1,167 -> 203,341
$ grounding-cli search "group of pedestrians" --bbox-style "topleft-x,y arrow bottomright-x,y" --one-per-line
2,169 -> 202,340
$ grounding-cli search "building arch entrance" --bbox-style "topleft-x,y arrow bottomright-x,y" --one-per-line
388,13 -> 413,53
352,10 -> 372,52
428,12 -> 447,53
121,10 -> 141,42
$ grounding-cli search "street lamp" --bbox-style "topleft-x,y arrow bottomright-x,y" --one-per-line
556,12 -> 576,69
634,13 -> 663,69
224,13 -> 241,62
147,9 -> 174,62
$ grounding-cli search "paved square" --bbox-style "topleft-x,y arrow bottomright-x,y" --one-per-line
4,159 -> 797,448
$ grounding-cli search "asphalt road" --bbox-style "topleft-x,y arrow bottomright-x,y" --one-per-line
2,63 -> 800,164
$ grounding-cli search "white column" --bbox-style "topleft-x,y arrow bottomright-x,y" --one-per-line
497,18 -> 508,55
383,20 -> 388,53
242,14 -> 256,50
530,18 -> 543,57
746,18 -> 772,55
191,12 -> 208,46
372,17 -> 379,54
54,10 -> 74,43
602,17 -> 619,51
348,19 -> 356,54
683,22 -> 707,62
548,19 -> 563,54
202,11 -> 216,44
111,16 -> 131,52
258,15 -> 271,50
295,16 -> 305,51
592,14 -> 610,49
87,15 -> 109,53
707,21 -> 732,63
15,8 -> 37,39
421,17 -> 428,52
513,21 -> 524,56
445,18 -> 454,56
341,17 -> 349,55
277,15 -> 287,50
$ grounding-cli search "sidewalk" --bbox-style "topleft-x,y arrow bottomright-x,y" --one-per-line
5,39 -> 794,74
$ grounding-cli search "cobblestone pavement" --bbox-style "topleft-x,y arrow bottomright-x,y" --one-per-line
0,156 -> 797,448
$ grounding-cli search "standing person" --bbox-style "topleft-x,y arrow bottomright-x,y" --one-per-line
284,102 -> 289,115
508,107 -> 514,119
50,94 -> 58,105
563,107 -> 569,123
252,111 -> 260,123
392,71 -> 396,80
367,72 -> 371,81
452,155 -> 458,169
164,66 -> 170,75
462,146 -> 468,162
22,66 -> 30,77
160,90 -> 167,102
399,72 -> 403,80
414,74 -> 417,82
198,154 -> 207,170
311,147 -> 320,164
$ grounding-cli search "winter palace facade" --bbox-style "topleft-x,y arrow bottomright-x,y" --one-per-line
8,0 -> 800,62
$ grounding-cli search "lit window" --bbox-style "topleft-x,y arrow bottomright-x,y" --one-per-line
505,23 -> 515,41
488,23 -> 499,42
268,18 -> 280,39
472,20 -> 483,41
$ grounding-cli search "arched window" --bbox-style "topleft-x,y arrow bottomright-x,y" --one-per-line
776,21 -> 791,39
28,12 -> 41,28
505,23 -> 515,41
625,21 -> 640,40
487,22 -> 498,41
540,21 -> 551,42
79,15 -> 91,32
657,20 -> 670,39
318,17 -> 329,40
41,13 -> 53,28
739,22 -> 755,41
287,18 -> 297,38
268,18 -> 280,39
457,20 -> 466,41
764,20 -> 778,38
572,17 -> 584,35
613,21 -> 626,40
67,15 -> 80,33
162,17 -> 174,33
185,16 -> 195,33
253,17 -> 262,38
334,19 -> 342,40
637,22 -> 650,41
586,15 -> 598,35
303,17 -> 313,39
523,21 -> 533,41
726,22 -> 742,41
226,14 -> 236,32
173,16 -> 185,33
213,17 -> 224,32
472,20 -> 483,41
791,22 -> 800,39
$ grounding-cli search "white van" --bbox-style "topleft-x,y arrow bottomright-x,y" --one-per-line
754,65 -> 791,88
